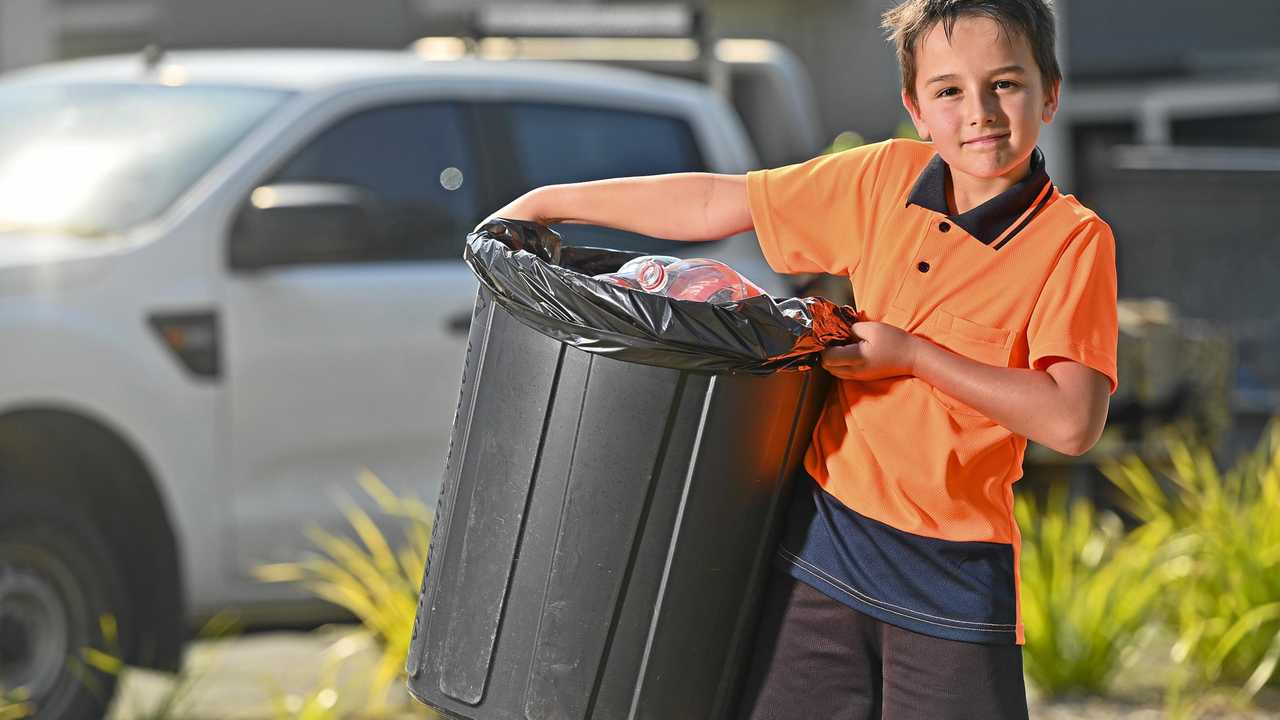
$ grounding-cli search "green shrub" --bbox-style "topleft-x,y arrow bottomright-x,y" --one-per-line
1102,417 -> 1280,699
74,611 -> 239,720
822,130 -> 865,155
1016,485 -> 1170,697
0,687 -> 33,720
820,122 -> 919,156
254,470 -> 433,711
266,640 -> 345,720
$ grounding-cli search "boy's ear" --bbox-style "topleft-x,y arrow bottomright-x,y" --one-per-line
1041,78 -> 1061,124
901,89 -> 931,141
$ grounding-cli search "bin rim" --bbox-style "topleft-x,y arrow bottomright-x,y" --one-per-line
464,219 -> 861,374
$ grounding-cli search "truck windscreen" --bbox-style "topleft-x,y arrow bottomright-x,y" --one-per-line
0,82 -> 291,238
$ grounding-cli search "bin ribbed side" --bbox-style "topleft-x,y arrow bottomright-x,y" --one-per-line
407,287 -> 829,719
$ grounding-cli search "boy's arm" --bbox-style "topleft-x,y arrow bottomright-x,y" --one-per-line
820,324 -> 1111,456
482,173 -> 752,242
909,341 -> 1111,456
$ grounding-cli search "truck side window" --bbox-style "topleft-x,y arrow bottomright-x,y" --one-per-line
271,102 -> 478,262
498,102 -> 709,254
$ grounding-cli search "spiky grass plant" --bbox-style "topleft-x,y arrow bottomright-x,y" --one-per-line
73,611 -> 239,720
254,469 -> 433,711
1017,485 -> 1171,697
265,632 -> 362,720
1103,417 -> 1280,702
0,687 -> 33,720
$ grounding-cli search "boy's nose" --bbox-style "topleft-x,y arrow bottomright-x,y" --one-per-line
966,93 -> 1000,126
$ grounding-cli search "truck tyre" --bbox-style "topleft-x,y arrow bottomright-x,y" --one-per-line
0,490 -> 127,720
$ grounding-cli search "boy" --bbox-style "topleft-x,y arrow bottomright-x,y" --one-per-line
484,0 -> 1117,717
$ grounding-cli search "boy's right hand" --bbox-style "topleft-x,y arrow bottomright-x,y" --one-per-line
820,320 -> 919,382
473,216 -> 562,265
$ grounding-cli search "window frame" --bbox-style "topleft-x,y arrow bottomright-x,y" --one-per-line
474,98 -> 723,254
249,98 -> 487,265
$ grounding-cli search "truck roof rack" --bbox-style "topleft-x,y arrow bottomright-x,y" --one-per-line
472,3 -> 701,39
406,3 -> 826,166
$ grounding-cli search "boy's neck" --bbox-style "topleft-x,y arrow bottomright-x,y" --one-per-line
943,154 -> 1033,216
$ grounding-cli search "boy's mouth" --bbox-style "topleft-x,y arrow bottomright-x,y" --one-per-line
964,132 -> 1010,146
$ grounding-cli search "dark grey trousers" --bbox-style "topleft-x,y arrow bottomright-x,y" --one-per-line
735,570 -> 1030,720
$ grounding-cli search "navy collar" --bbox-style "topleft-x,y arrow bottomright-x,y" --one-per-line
906,146 -> 1052,247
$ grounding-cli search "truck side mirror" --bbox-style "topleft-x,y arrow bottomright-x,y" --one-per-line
227,182 -> 380,271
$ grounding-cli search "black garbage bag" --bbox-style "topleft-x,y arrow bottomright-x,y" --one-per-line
465,218 -> 862,374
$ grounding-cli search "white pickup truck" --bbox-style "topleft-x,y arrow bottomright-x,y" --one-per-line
0,48 -> 801,718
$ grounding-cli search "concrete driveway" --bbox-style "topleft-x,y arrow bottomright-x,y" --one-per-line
107,627 -> 1280,720
108,626 -> 436,719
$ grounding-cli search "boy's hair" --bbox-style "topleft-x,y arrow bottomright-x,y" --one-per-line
881,0 -> 1062,107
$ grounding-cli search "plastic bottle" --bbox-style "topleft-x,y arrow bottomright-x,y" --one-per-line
664,258 -> 765,303
594,255 -> 678,292
594,256 -> 764,304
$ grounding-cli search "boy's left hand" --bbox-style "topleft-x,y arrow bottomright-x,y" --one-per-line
820,321 -> 919,381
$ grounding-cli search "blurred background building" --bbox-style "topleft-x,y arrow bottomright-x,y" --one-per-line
7,1 -> 1280,160
3,0 -> 1277,462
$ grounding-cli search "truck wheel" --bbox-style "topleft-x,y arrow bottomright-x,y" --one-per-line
0,492 -> 126,720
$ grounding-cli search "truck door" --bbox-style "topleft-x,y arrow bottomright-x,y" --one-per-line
222,101 -> 479,575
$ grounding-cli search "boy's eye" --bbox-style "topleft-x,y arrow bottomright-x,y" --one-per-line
994,80 -> 1018,90
937,87 -> 959,98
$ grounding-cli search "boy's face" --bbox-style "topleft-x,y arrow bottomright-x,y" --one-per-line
901,15 -> 1059,186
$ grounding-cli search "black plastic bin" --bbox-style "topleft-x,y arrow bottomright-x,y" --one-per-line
405,281 -> 831,719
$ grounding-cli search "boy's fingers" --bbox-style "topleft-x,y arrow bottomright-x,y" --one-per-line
824,364 -> 859,380
822,343 -> 863,365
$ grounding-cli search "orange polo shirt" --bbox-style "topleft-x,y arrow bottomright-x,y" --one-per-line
747,138 -> 1119,645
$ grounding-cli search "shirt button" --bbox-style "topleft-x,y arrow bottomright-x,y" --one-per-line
917,261 -> 930,273
938,221 -> 951,232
